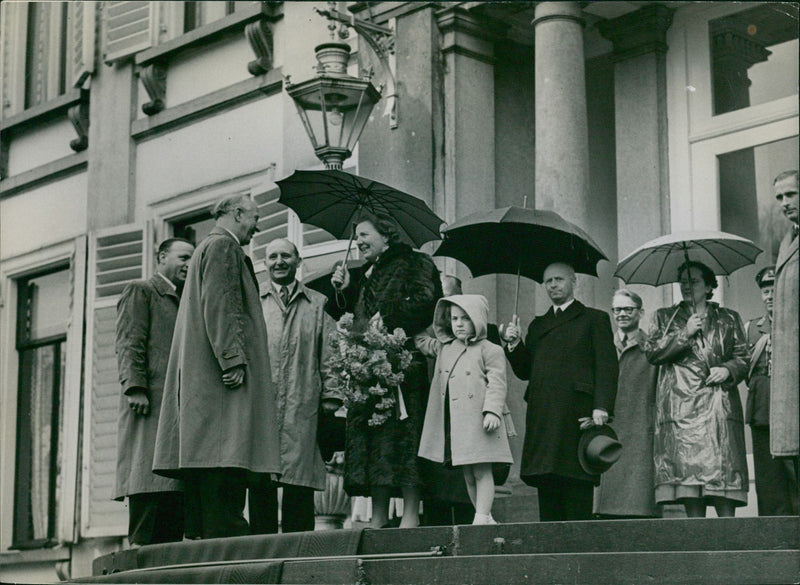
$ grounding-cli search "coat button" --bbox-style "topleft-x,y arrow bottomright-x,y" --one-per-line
468,393 -> 474,398
465,371 -> 471,375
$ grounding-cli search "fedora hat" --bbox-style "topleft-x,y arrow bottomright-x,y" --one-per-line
578,424 -> 622,475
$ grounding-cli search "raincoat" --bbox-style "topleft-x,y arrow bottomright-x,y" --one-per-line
645,302 -> 749,502
260,281 -> 336,490
415,295 -> 514,466
594,329 -> 660,517
770,229 -> 798,457
113,275 -> 182,499
153,228 -> 280,478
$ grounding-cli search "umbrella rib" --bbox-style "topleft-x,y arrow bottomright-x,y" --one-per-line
653,243 -> 679,285
697,238 -> 759,266
622,246 -> 662,284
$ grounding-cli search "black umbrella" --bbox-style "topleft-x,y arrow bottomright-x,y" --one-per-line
276,170 -> 444,263
434,206 -> 608,312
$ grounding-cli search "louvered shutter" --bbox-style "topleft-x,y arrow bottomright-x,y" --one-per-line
67,1 -> 96,88
0,2 -> 28,119
81,223 -> 152,537
103,1 -> 154,64
250,188 -> 290,285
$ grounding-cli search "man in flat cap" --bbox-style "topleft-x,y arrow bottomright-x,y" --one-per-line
745,265 -> 797,515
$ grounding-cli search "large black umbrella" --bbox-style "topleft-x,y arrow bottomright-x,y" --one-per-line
434,206 -> 607,312
276,170 -> 444,252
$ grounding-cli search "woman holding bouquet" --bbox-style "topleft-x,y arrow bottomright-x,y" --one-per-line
330,212 -> 442,528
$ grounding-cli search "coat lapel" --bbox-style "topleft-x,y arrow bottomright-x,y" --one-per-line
776,228 -> 798,273
150,274 -> 179,302
534,300 -> 584,340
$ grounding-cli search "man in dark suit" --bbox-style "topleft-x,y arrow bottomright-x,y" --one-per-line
501,262 -> 618,521
114,237 -> 194,545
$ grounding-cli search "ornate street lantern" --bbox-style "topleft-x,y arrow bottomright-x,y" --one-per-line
286,42 -> 382,170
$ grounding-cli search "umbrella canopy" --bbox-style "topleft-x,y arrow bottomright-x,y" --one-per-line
434,206 -> 608,282
276,169 -> 444,248
614,230 -> 762,286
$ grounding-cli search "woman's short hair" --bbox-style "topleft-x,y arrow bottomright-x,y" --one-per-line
613,288 -> 643,309
678,261 -> 718,299
357,212 -> 403,245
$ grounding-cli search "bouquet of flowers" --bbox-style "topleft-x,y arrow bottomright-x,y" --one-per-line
326,313 -> 414,427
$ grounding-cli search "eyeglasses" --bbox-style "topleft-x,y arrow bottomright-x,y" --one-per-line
611,307 -> 639,315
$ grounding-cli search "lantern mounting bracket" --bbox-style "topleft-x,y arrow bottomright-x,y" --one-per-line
314,4 -> 398,129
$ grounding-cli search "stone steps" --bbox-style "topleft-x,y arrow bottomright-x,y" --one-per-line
86,517 -> 800,584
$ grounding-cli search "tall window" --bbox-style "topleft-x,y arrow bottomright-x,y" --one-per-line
24,2 -> 68,109
13,268 -> 70,549
183,1 -> 237,34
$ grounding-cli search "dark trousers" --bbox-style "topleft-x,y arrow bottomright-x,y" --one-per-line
249,481 -> 316,534
535,475 -> 594,521
128,492 -> 184,545
752,426 -> 799,516
184,468 -> 249,539
423,499 -> 475,526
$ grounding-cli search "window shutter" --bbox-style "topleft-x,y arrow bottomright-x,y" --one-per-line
250,188 -> 290,285
0,2 -> 28,119
57,235 -> 88,543
81,223 -> 152,538
103,1 -> 154,65
67,1 -> 96,88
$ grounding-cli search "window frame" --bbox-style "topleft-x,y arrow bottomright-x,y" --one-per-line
0,237 -> 86,553
13,266 -> 69,549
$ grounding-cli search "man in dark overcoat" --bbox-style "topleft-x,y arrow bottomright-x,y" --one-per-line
154,194 -> 280,539
114,237 -> 194,545
746,265 -> 798,515
594,289 -> 660,518
502,262 -> 618,521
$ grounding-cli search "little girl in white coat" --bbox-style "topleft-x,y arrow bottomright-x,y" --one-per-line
415,294 -> 513,525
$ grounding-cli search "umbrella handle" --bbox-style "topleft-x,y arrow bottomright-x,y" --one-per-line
513,266 -> 521,316
335,224 -> 358,310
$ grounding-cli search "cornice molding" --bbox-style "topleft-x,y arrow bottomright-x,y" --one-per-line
596,3 -> 675,62
436,6 -> 501,63
0,152 -> 87,199
131,68 -> 283,142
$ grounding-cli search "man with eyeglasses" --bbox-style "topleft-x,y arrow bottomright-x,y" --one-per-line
593,289 -> 661,518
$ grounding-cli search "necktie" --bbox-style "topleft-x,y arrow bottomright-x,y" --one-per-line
621,333 -> 628,347
554,308 -> 561,318
280,285 -> 290,306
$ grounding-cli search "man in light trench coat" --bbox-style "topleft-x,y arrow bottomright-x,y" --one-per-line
769,170 -> 799,484
154,194 -> 280,539
114,237 -> 194,545
248,238 -> 340,533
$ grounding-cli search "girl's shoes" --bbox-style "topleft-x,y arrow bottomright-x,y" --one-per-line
472,513 -> 497,525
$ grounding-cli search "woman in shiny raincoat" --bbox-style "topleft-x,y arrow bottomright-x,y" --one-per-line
645,261 -> 749,517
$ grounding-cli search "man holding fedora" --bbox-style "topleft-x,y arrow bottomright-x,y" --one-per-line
593,289 -> 660,518
746,265 -> 798,515
502,262 -> 618,521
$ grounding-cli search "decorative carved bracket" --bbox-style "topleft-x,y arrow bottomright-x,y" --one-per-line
245,18 -> 274,76
68,92 -> 90,152
315,4 -> 398,129
140,62 -> 167,115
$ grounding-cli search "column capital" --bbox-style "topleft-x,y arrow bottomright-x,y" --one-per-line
710,26 -> 771,70
436,6 -> 503,64
533,2 -> 585,28
596,3 -> 675,62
